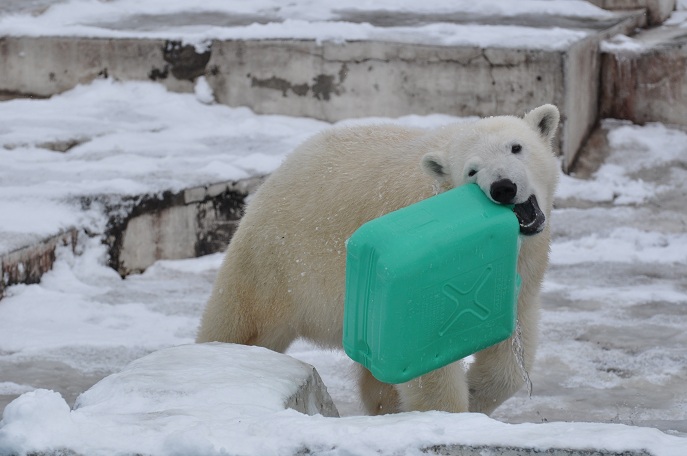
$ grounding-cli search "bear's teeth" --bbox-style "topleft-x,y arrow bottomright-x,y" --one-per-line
513,195 -> 545,236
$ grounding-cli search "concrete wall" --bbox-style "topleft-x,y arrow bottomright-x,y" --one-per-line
209,39 -> 556,125
0,36 -> 200,97
102,178 -> 263,276
0,229 -> 77,298
207,11 -> 641,172
208,39 -> 593,171
0,9 -> 643,172
588,0 -> 675,25
600,27 -> 687,127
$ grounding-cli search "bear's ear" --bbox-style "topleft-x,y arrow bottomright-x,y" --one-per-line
421,152 -> 450,184
524,104 -> 560,143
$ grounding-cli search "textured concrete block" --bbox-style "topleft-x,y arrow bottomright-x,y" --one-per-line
207,10 -> 642,171
600,26 -> 687,127
0,36 -> 205,97
105,177 -> 262,276
119,205 -> 199,274
588,0 -> 675,25
0,10 -> 644,172
0,229 -> 77,297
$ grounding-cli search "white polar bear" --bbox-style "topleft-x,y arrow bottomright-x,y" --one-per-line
196,105 -> 560,416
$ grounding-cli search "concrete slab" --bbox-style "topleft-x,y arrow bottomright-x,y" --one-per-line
0,229 -> 77,298
102,177 -> 263,276
600,23 -> 687,127
0,36 -> 199,98
222,9 -> 642,173
588,0 -> 676,25
0,6 -> 645,171
0,177 -> 260,297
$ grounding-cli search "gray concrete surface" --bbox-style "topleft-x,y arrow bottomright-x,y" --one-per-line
600,23 -> 687,128
0,178 -> 259,294
0,6 -> 645,170
427,446 -> 651,456
206,28 -> 623,172
0,36 -> 198,98
106,177 -> 263,275
0,230 -> 77,297
488,123 -> 687,437
588,0 -> 676,24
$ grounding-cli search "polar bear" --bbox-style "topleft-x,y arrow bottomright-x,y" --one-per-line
196,105 -> 560,416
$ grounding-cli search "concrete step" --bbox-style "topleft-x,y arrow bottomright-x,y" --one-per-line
589,0 -> 676,25
100,177 -> 263,276
0,229 -> 78,297
206,11 -> 642,174
600,19 -> 687,128
0,177 -> 261,298
0,9 -> 645,171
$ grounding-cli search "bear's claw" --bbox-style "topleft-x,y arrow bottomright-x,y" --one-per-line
513,195 -> 545,236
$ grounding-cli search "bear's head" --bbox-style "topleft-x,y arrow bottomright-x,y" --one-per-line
421,104 -> 560,236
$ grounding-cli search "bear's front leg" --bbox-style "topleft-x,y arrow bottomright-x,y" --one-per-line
358,366 -> 401,415
465,338 -> 527,414
395,361 -> 469,413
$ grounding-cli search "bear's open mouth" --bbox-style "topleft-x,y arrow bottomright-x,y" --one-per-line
513,195 -> 545,236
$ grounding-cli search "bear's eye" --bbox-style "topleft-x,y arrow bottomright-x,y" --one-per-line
511,144 -> 522,154
468,169 -> 477,177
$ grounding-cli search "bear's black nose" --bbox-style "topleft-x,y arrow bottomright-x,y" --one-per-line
490,179 -> 517,204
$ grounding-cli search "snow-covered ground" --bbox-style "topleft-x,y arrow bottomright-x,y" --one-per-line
0,80 -> 686,454
1,0 -> 687,453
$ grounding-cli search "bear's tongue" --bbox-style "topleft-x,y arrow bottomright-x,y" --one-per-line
513,195 -> 545,236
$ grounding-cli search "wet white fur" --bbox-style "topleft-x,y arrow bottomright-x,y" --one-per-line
197,105 -> 560,415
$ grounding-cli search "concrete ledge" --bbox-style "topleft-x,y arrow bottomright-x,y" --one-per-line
600,26 -> 687,127
588,0 -> 675,25
71,343 -> 340,418
0,177 -> 263,296
97,177 -> 264,276
424,445 -> 650,456
0,36 -> 204,97
0,229 -> 78,298
0,9 -> 645,172
207,13 -> 643,172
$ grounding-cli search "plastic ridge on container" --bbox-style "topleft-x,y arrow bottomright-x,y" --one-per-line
343,183 -> 521,384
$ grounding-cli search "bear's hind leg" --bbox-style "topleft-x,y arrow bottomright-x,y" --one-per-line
196,296 -> 297,353
243,324 -> 298,353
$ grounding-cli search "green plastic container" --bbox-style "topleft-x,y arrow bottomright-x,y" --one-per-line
343,183 -> 521,384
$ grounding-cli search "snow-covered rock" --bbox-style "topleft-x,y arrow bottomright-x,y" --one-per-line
0,343 -> 339,455
72,343 -> 339,418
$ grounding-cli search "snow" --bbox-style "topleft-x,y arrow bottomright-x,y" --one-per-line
1,0 -> 686,451
0,80 -> 327,254
601,34 -> 646,53
0,0 -> 613,50
556,120 -> 687,205
2,393 -> 684,456
1,346 -> 685,456
0,78 -> 686,454
0,80 -> 467,256
0,343 -> 335,455
551,227 -> 687,265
